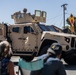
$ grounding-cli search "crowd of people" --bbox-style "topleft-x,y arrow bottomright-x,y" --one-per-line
30,43 -> 66,75
0,41 -> 66,75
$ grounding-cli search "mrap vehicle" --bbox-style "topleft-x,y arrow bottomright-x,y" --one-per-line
0,8 -> 76,65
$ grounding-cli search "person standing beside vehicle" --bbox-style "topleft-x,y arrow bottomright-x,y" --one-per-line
0,41 -> 15,75
30,43 -> 66,75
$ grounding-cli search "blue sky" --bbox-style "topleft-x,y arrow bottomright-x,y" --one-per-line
0,0 -> 76,28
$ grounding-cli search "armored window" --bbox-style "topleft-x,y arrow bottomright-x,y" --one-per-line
17,13 -> 23,19
12,27 -> 19,33
0,28 -> 3,35
17,13 -> 22,19
24,26 -> 34,33
42,11 -> 46,17
38,24 -> 49,31
47,26 -> 59,32
35,10 -> 41,17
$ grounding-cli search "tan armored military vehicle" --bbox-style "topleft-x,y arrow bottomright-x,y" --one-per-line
0,8 -> 76,64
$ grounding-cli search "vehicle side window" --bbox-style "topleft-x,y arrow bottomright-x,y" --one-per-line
0,28 -> 3,35
24,26 -> 34,33
12,27 -> 19,33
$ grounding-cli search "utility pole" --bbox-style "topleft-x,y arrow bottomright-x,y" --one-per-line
61,4 -> 68,29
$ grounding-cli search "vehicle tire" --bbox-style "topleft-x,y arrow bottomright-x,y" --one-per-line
63,49 -> 76,65
39,45 -> 50,55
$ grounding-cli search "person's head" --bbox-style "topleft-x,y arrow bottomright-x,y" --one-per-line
47,43 -> 62,58
0,41 -> 12,59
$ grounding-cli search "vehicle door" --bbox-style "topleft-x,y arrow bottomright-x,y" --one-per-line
9,25 -> 24,52
22,25 -> 37,51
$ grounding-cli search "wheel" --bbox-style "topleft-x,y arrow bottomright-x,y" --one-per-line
63,49 -> 76,65
39,45 -> 50,55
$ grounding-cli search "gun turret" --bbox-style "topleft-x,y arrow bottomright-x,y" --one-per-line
11,8 -> 46,24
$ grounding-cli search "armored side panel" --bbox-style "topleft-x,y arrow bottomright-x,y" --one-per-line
0,23 -> 7,41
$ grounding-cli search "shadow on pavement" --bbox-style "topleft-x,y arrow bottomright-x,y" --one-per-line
64,64 -> 76,70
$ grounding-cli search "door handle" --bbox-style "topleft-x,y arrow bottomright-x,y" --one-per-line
18,37 -> 23,40
18,38 -> 26,40
22,38 -> 26,40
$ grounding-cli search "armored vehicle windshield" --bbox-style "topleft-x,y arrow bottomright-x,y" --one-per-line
38,24 -> 49,31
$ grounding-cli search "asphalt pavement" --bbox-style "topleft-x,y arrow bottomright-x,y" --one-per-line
62,59 -> 76,75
